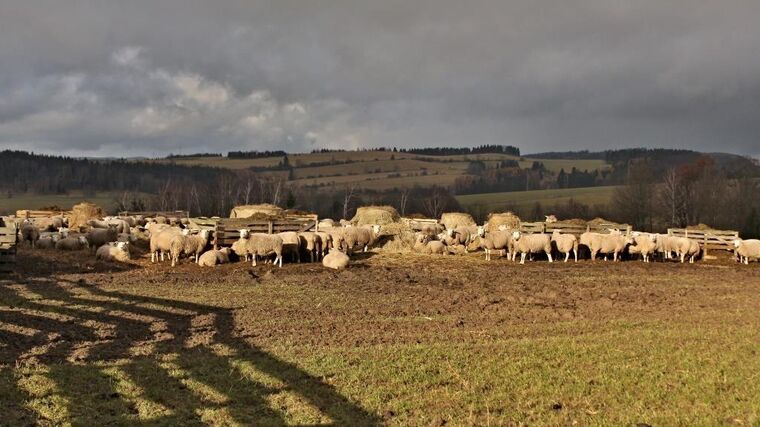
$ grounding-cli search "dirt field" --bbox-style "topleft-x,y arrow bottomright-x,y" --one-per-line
2,247 -> 759,425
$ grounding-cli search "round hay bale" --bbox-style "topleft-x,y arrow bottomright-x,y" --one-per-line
351,205 -> 400,226
230,204 -> 283,219
440,212 -> 476,230
485,212 -> 521,231
68,202 -> 104,229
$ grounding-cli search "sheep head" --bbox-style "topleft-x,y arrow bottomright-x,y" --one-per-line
512,231 -> 521,240
238,229 -> 249,238
733,239 -> 742,248
477,226 -> 485,237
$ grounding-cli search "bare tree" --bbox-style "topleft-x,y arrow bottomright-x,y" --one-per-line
422,187 -> 446,219
342,184 -> 357,219
399,189 -> 410,217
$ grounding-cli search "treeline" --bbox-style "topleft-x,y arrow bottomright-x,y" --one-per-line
0,150 -> 232,195
400,144 -> 520,157
167,153 -> 222,159
227,150 -> 287,159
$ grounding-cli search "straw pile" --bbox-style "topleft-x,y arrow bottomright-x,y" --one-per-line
375,222 -> 417,253
485,212 -> 521,231
352,205 -> 400,226
562,218 -> 589,226
230,204 -> 283,219
68,202 -> 103,229
587,217 -> 619,226
687,223 -> 714,231
440,212 -> 475,230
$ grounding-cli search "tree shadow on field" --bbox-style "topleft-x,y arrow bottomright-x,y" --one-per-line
0,257 -> 381,425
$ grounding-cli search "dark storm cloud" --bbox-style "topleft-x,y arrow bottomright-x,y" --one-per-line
1,0 -> 759,157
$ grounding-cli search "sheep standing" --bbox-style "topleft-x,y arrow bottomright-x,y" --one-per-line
343,225 -> 380,254
684,239 -> 701,263
20,221 -> 40,248
580,232 -> 632,261
628,232 -> 657,263
314,231 -> 333,258
198,248 -> 232,267
551,230 -> 578,262
733,239 -> 760,264
244,233 -> 284,267
512,232 -> 553,264
298,232 -> 320,262
278,231 -> 302,263
96,242 -> 131,262
169,229 -> 210,267
322,250 -> 349,269
232,230 -> 252,262
149,227 -> 182,262
478,227 -> 512,261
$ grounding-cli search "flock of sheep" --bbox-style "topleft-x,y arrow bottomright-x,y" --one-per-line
10,212 -> 760,269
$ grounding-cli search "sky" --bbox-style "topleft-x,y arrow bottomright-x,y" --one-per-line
1,0 -> 759,158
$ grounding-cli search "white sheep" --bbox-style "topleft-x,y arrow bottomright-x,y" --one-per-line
733,239 -> 760,264
580,232 -> 628,261
278,231 -> 302,263
684,239 -> 701,263
343,225 -> 381,254
55,236 -> 88,251
244,233 -> 284,267
232,229 -> 252,262
20,221 -> 40,248
314,231 -> 333,258
298,232 -> 320,262
169,229 -> 210,267
477,226 -> 512,261
36,234 -> 61,249
149,227 -> 183,262
322,250 -> 349,269
446,225 -> 478,251
86,225 -> 118,252
551,230 -> 578,262
96,241 -> 131,262
198,248 -> 232,267
511,231 -> 553,264
628,232 -> 658,263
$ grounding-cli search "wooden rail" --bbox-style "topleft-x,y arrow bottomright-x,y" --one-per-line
401,217 -> 439,230
15,210 -> 70,219
0,221 -> 18,272
668,228 -> 739,255
518,221 -> 632,236
212,215 -> 318,249
118,210 -> 190,219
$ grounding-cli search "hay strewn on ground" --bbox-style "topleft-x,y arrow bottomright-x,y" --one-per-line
68,202 -> 103,229
687,223 -> 715,230
352,206 -> 400,225
587,217 -> 620,226
440,212 -> 475,230
485,212 -> 521,231
230,204 -> 283,219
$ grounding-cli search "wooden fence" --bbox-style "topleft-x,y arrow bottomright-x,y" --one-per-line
667,228 -> 738,255
519,221 -> 632,236
118,210 -> 190,219
15,210 -> 70,219
401,217 -> 439,230
212,215 -> 318,249
0,220 -> 18,272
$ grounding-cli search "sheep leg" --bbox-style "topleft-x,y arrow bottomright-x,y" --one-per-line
564,252 -> 569,263
151,251 -> 155,263
547,252 -> 553,263
252,254 -> 257,267
573,249 -> 578,263
520,252 -> 526,265
278,254 -> 283,268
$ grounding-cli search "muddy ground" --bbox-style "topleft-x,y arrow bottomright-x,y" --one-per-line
1,247 -> 759,425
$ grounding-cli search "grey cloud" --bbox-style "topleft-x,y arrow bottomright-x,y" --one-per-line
1,0 -> 759,157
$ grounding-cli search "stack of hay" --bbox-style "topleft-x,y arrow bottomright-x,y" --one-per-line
351,205 -> 400,226
440,212 -> 476,230
485,211 -> 521,231
68,202 -> 104,229
229,204 -> 284,219
375,222 -> 417,253
686,223 -> 714,231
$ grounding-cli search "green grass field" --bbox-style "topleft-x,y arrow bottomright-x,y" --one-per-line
0,192 -> 120,215
456,186 -> 620,212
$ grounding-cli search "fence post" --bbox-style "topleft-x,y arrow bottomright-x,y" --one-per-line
267,221 -> 273,234
703,234 -> 708,259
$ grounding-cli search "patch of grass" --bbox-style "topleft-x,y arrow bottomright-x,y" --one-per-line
457,186 -> 620,212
